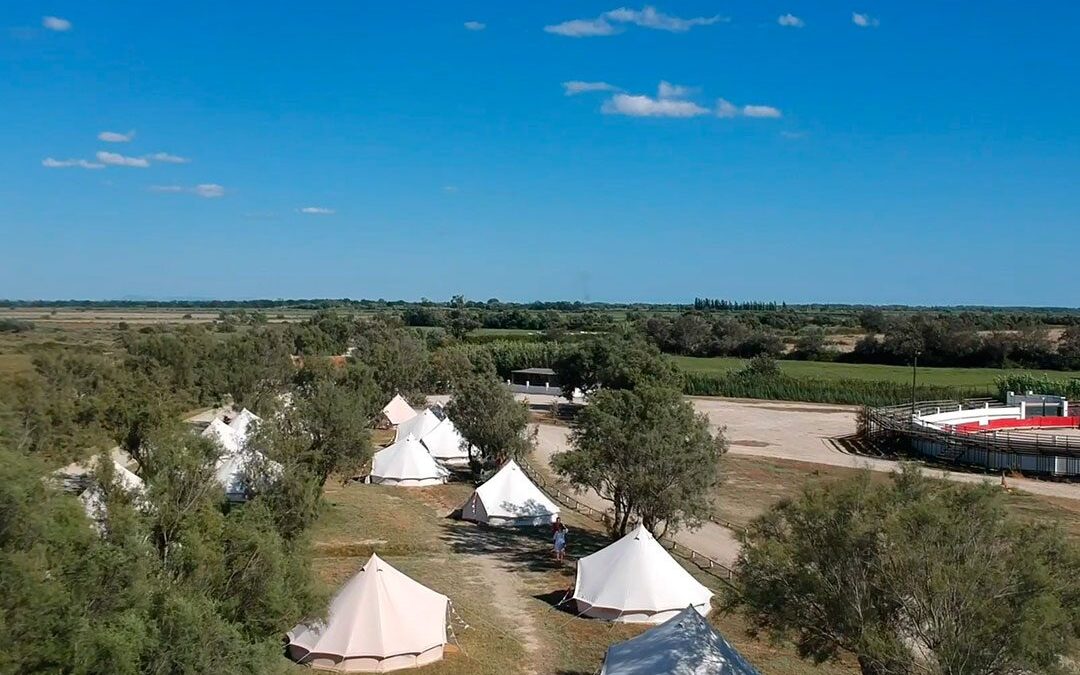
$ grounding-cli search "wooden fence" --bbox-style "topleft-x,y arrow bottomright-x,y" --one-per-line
517,457 -> 737,585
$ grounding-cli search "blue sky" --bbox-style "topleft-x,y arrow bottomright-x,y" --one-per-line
2,2 -> 1078,305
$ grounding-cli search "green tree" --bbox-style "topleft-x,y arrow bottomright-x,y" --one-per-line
730,467 -> 1080,675
553,385 -> 724,538
445,373 -> 531,470
553,331 -> 682,401
352,317 -> 429,402
447,294 -> 480,341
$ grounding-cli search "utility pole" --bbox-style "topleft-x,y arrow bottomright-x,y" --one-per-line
910,350 -> 920,418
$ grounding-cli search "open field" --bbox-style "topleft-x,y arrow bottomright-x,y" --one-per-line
673,355 -> 1080,388
304,477 -> 858,674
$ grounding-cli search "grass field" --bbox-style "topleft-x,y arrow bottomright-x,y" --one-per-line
303,476 -> 859,675
673,355 -> 1080,388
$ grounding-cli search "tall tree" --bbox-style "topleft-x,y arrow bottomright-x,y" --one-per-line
730,467 -> 1080,675
553,385 -> 725,538
447,294 -> 480,341
445,373 -> 531,470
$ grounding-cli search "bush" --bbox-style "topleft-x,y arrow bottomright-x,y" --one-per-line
995,374 -> 1080,400
0,319 -> 33,333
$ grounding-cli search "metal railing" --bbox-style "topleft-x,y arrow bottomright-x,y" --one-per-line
862,398 -> 1080,477
517,456 -> 737,584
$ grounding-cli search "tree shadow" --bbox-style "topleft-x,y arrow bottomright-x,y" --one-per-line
437,516 -> 611,576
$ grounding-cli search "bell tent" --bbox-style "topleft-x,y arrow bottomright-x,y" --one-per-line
461,459 -> 559,527
201,418 -> 242,454
287,553 -> 450,672
215,449 -> 281,502
419,418 -> 473,467
227,408 -> 261,442
573,524 -> 713,623
369,434 -> 449,487
599,605 -> 761,675
395,408 -> 441,443
381,394 -> 417,427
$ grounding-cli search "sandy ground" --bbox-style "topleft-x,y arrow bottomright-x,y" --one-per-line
429,392 -> 1080,502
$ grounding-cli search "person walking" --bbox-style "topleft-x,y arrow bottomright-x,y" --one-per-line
553,522 -> 567,563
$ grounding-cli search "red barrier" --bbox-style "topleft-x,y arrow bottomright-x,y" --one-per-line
954,416 -> 1080,433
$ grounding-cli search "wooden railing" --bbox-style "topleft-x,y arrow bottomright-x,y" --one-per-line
517,456 -> 737,585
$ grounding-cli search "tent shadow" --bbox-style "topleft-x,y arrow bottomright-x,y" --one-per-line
531,589 -> 578,616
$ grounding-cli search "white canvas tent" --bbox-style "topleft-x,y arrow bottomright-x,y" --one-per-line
381,394 -> 417,427
419,418 -> 473,467
287,553 -> 450,672
79,460 -> 146,523
395,408 -> 441,443
227,408 -> 261,442
461,459 -> 559,527
201,418 -> 242,454
369,435 -> 449,487
600,605 -> 761,675
573,524 -> 713,623
215,449 -> 282,502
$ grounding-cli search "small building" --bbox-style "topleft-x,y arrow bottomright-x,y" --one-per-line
510,367 -> 558,388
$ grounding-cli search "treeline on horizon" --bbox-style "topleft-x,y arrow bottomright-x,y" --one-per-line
5,296 -> 1080,316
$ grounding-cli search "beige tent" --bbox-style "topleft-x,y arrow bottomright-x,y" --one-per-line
287,553 -> 450,672
419,418 -> 473,467
381,394 -> 417,427
201,418 -> 242,454
369,435 -> 449,487
461,459 -> 559,527
227,408 -> 261,442
395,408 -> 441,443
573,524 -> 713,623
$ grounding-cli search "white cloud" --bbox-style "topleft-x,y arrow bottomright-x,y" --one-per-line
96,151 -> 150,168
147,152 -> 190,164
657,81 -> 693,99
193,184 -> 225,198
604,6 -> 723,32
742,104 -> 782,118
42,16 -> 71,32
149,184 -> 226,198
298,206 -> 335,214
716,99 -> 783,118
602,93 -> 709,118
852,12 -> 879,27
546,5 -> 723,37
563,80 -> 620,96
98,130 -> 135,143
42,157 -> 104,169
778,14 -> 804,28
716,98 -> 739,118
442,185 -> 459,193
544,18 -> 618,37
464,20 -> 486,31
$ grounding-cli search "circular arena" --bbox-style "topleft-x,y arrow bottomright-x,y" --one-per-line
863,392 -> 1080,478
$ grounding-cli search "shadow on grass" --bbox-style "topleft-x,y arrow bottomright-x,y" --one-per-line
532,588 -> 579,616
438,516 -> 612,575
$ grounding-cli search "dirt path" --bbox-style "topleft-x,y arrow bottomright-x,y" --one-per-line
413,488 -> 545,674
461,552 -> 543,666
